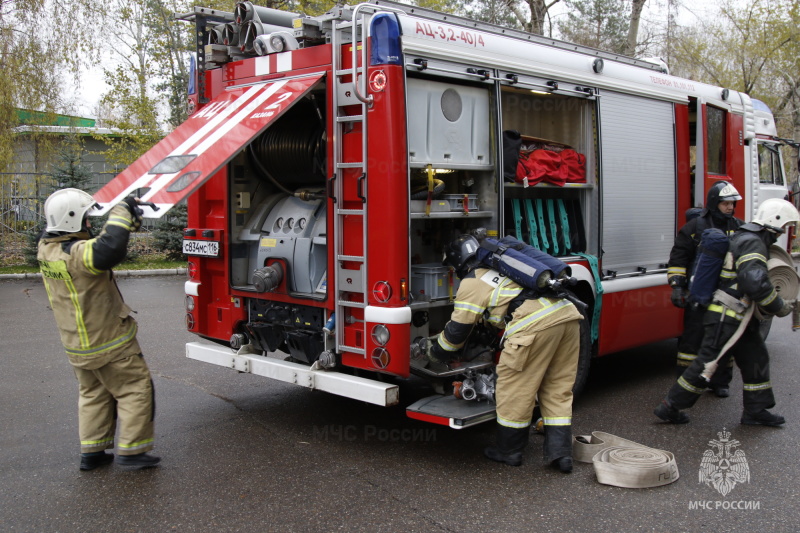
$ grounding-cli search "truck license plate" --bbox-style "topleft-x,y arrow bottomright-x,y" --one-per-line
183,239 -> 219,257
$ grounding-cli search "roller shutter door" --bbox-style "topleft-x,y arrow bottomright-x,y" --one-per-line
600,92 -> 676,274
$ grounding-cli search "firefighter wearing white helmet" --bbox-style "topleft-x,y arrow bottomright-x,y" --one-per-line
656,198 -> 799,426
38,188 -> 160,470
666,180 -> 744,397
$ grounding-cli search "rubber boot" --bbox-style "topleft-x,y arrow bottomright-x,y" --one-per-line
484,424 -> 530,466
116,452 -> 161,469
654,400 -> 690,424
543,425 -> 573,473
80,452 -> 114,471
741,409 -> 785,426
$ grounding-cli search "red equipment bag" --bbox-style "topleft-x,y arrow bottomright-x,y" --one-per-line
517,149 -> 563,186
560,149 -> 586,183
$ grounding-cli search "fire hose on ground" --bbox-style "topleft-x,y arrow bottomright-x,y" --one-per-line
573,432 -> 679,488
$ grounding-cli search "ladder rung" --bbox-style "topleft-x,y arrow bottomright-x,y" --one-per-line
336,162 -> 364,169
337,254 -> 364,261
338,344 -> 365,355
337,115 -> 364,123
337,301 -> 367,309
335,69 -> 353,77
335,21 -> 354,30
336,209 -> 364,216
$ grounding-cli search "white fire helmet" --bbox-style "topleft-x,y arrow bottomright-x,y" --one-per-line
44,188 -> 96,233
717,182 -> 742,202
751,198 -> 800,233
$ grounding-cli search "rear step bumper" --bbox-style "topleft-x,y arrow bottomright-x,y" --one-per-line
406,395 -> 496,429
186,341 -> 399,406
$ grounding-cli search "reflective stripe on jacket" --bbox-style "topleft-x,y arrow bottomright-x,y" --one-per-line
38,204 -> 141,369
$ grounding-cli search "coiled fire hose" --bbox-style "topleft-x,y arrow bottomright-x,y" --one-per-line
573,432 -> 679,488
701,247 -> 799,380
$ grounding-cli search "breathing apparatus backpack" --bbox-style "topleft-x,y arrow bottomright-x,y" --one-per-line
474,236 -> 571,290
688,228 -> 729,306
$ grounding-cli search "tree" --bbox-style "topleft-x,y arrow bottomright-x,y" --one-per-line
96,0 -> 163,168
23,141 -> 97,266
504,0 -> 562,35
152,203 -> 187,260
462,0 -> 518,27
624,0 -> 647,56
0,0 -> 105,172
557,0 -> 630,52
670,0 -> 800,138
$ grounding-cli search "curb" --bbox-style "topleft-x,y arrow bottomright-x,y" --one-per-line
0,268 -> 187,281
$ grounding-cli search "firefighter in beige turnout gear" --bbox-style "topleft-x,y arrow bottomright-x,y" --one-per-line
38,189 -> 160,470
431,235 -> 583,472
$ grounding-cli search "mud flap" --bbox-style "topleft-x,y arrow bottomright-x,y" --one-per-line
406,395 -> 495,429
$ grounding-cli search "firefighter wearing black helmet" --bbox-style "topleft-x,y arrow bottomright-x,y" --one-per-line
667,180 -> 744,397
431,235 -> 583,472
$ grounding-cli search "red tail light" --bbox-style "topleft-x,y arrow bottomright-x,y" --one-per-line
373,281 -> 392,303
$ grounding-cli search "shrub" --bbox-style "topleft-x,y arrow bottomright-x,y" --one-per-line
151,203 -> 187,261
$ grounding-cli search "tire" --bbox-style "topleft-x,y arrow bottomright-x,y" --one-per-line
759,316 -> 773,341
572,315 -> 594,396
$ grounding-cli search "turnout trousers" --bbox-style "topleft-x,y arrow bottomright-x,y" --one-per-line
496,319 -> 580,462
677,304 -> 733,387
73,353 -> 155,456
665,311 -> 774,414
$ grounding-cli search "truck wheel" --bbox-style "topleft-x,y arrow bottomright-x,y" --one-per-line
572,316 -> 594,396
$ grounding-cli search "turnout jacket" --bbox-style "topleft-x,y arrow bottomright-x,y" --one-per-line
434,267 -> 582,356
667,211 -> 743,287
717,224 -> 784,315
38,204 -> 141,370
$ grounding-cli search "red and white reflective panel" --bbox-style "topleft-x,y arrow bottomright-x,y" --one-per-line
90,73 -> 323,218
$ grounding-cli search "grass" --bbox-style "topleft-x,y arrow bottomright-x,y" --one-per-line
0,256 -> 186,275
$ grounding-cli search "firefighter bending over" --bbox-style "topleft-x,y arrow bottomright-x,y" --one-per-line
655,198 -> 799,426
667,180 -> 744,397
38,189 -> 160,470
430,235 -> 583,472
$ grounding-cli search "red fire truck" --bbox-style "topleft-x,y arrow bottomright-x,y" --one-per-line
92,0 -> 792,428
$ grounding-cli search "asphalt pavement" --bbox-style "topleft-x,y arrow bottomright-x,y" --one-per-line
2,274 -> 800,532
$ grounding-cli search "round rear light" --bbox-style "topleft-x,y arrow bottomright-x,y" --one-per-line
372,324 -> 390,346
371,347 -> 390,369
185,295 -> 195,312
187,261 -> 198,280
373,281 -> 392,303
185,313 -> 195,330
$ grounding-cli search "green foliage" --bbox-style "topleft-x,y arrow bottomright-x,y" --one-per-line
670,0 -> 800,139
557,0 -> 629,53
21,143 -> 100,266
462,0 -> 519,28
97,64 -> 163,168
0,0 -> 105,171
151,203 -> 188,260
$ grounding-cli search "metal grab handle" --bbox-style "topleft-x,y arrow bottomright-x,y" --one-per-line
350,3 -> 373,106
349,3 -> 405,106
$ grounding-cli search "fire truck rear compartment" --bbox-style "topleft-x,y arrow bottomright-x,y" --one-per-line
228,91 -> 329,297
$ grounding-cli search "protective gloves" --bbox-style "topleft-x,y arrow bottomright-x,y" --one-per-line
427,335 -> 449,364
775,299 -> 794,318
119,196 -> 143,231
670,286 -> 688,308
